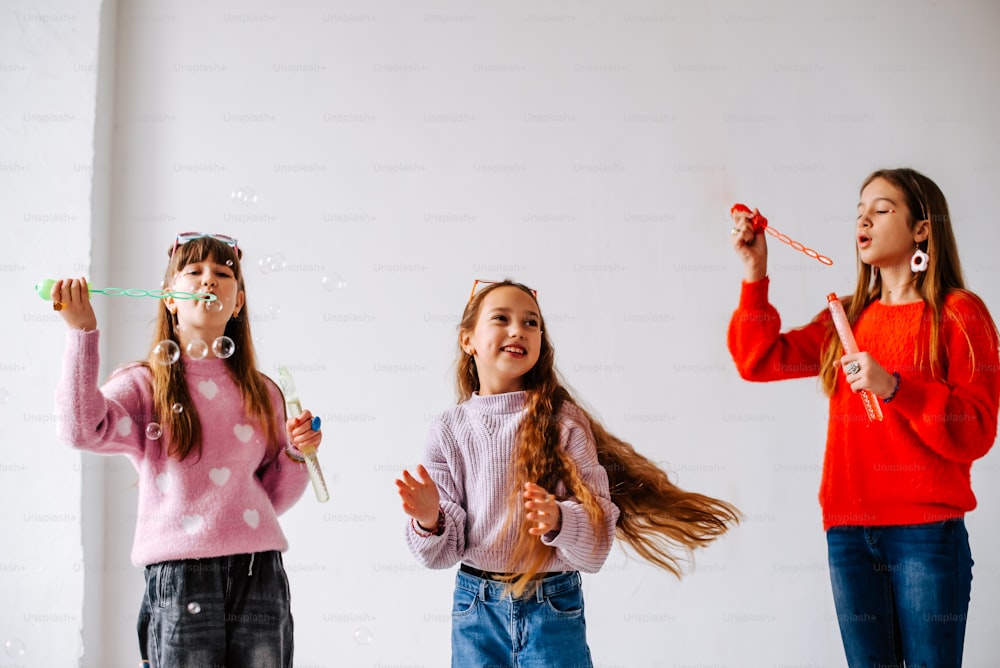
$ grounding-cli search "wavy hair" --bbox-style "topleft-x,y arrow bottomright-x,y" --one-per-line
144,236 -> 281,461
458,281 -> 740,593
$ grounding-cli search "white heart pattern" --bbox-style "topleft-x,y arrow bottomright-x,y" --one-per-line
243,509 -> 260,529
233,424 -> 254,443
209,467 -> 230,486
155,472 -> 171,494
198,379 -> 218,400
181,514 -> 204,534
116,416 -> 133,437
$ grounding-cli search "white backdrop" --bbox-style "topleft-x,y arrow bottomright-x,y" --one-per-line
3,0 -> 1000,666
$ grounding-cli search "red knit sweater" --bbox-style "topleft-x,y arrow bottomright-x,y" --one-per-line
728,278 -> 1000,530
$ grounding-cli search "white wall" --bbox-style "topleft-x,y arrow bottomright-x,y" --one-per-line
4,0 -> 1000,666
1,0 -> 107,665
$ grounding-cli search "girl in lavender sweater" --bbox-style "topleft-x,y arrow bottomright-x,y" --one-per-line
51,234 -> 321,667
395,279 -> 739,667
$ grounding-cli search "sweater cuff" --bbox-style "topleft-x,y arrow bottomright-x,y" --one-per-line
68,327 -> 101,354
410,509 -> 446,538
883,371 -> 942,423
61,327 -> 102,395
283,445 -> 306,463
738,277 -> 770,310
541,501 -> 575,548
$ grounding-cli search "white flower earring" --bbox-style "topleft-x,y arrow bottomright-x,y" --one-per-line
910,246 -> 929,273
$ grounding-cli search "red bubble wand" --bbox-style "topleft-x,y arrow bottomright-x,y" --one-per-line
730,203 -> 833,266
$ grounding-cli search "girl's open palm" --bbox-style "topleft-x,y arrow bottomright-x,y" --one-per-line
396,464 -> 441,530
524,482 -> 561,537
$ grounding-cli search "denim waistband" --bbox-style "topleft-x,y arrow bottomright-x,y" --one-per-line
145,550 -> 281,577
455,566 -> 581,601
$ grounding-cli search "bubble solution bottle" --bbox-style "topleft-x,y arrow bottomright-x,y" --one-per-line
827,294 -> 883,422
277,366 -> 330,502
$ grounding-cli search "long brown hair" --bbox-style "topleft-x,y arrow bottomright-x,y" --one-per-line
820,168 -> 978,393
146,235 -> 281,461
458,281 -> 740,593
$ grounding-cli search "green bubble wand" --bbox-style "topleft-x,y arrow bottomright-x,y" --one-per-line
34,278 -> 218,303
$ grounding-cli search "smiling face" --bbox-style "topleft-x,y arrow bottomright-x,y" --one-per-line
460,285 -> 543,395
856,176 -> 929,271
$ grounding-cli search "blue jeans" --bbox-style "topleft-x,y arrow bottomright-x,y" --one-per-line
137,551 -> 293,668
451,568 -> 593,668
826,520 -> 973,668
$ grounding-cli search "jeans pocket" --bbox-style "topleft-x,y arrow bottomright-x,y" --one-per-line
543,585 -> 584,619
152,563 -> 171,609
451,586 -> 480,619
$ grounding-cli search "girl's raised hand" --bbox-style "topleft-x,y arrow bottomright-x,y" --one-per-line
50,277 -> 97,331
396,464 -> 441,531
524,482 -> 561,537
286,409 -> 321,452
730,208 -> 768,282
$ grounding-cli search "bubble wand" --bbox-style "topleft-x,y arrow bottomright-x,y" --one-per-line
730,203 -> 833,266
826,293 -> 883,422
277,366 -> 330,503
34,278 -> 218,303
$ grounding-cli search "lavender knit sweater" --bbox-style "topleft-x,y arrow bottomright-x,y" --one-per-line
56,329 -> 308,566
405,391 -> 619,574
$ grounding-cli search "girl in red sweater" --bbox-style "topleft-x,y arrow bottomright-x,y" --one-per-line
728,168 -> 1000,667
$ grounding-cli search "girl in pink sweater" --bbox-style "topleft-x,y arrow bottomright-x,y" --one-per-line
51,233 -> 321,667
396,280 -> 739,667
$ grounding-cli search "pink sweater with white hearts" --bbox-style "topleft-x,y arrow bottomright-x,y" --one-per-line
56,329 -> 308,566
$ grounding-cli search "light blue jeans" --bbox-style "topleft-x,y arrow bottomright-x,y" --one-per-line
827,519 -> 973,668
451,568 -> 593,668
137,551 -> 293,668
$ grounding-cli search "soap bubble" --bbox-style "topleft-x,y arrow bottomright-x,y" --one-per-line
258,253 -> 286,274
3,639 -> 25,657
322,273 -> 348,292
268,304 -> 281,318
152,340 -> 180,366
186,340 -> 208,360
145,422 -> 162,440
353,627 -> 373,645
212,336 -> 235,359
205,298 -> 225,313
225,259 -> 234,267
0,388 -> 10,406
230,187 -> 258,206
171,403 -> 184,414
187,601 -> 202,614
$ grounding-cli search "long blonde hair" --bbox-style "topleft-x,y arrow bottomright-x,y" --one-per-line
458,281 -> 740,593
819,168 -> 987,394
143,236 -> 281,461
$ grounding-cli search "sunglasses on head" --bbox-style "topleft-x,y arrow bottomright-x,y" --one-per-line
170,232 -> 240,259
469,279 -> 538,303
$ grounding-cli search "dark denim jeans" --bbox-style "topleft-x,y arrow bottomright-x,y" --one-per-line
137,551 -> 293,668
451,568 -> 592,668
826,520 -> 973,668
